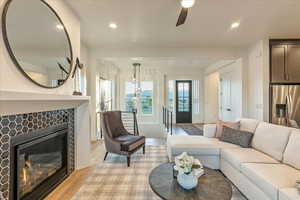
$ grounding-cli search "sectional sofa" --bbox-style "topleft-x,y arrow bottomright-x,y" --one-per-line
167,119 -> 300,200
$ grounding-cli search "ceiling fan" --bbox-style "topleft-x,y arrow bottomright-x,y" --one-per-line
176,0 -> 195,26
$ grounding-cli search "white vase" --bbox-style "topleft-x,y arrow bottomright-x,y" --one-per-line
177,173 -> 198,190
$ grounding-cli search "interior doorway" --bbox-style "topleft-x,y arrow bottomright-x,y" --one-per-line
176,80 -> 192,123
220,71 -> 234,122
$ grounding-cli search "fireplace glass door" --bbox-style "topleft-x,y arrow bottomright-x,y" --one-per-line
17,131 -> 67,199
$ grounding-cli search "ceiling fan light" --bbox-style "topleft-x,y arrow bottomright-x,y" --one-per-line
181,0 -> 195,8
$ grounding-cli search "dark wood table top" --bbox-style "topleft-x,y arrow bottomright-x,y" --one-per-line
149,163 -> 232,200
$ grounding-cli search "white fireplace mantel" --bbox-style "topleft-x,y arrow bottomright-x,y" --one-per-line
0,90 -> 90,116
0,90 -> 92,170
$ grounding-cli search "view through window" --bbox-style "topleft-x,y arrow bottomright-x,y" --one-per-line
125,81 -> 153,114
178,82 -> 190,112
168,80 -> 175,111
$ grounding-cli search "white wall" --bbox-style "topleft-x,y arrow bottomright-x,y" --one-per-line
164,67 -> 204,123
204,59 -> 245,122
80,44 -> 90,96
86,46 -> 242,139
87,58 -> 120,140
0,0 -> 80,95
246,40 -> 269,121
204,72 -> 219,123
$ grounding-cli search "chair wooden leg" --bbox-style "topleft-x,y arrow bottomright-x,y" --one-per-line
143,145 -> 145,154
127,156 -> 130,167
103,152 -> 109,161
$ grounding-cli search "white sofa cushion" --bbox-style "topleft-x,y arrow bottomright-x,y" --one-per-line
279,188 -> 300,200
241,163 -> 300,200
203,124 -> 217,138
239,118 -> 260,133
252,122 -> 294,161
221,148 -> 279,171
167,135 -> 240,158
283,130 -> 300,170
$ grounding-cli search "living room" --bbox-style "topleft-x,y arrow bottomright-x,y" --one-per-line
0,0 -> 300,200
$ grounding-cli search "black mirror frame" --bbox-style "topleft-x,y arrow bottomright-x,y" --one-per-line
1,0 -> 74,89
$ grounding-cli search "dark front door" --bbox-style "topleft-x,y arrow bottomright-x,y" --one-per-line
176,80 -> 192,123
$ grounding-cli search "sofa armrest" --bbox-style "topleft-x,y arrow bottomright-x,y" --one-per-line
203,124 -> 217,138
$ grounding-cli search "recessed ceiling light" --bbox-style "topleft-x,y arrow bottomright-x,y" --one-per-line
56,24 -> 64,30
131,57 -> 143,61
109,23 -> 118,29
181,0 -> 195,8
231,22 -> 240,29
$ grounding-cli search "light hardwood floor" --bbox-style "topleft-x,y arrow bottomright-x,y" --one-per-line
45,125 -> 194,200
45,138 -> 167,200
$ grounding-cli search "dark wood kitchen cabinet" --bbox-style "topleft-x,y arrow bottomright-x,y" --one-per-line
286,45 -> 300,82
271,45 -> 286,83
270,40 -> 300,84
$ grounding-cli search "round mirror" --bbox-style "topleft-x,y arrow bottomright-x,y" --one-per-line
2,0 -> 73,88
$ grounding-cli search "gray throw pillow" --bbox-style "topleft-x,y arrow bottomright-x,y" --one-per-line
220,126 -> 254,148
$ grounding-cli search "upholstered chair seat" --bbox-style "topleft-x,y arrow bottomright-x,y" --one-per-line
101,111 -> 145,166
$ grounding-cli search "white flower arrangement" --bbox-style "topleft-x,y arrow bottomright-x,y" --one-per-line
174,152 -> 204,177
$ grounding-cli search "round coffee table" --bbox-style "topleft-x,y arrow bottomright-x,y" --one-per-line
149,163 -> 232,200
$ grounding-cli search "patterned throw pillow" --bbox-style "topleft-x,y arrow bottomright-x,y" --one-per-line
216,120 -> 240,138
220,126 -> 254,148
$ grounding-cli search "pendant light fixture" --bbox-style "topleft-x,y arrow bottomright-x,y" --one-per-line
132,63 -> 142,112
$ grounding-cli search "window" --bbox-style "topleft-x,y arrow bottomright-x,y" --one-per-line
101,80 -> 113,111
140,81 -> 153,115
168,80 -> 175,111
125,82 -> 136,112
192,80 -> 200,114
124,81 -> 153,114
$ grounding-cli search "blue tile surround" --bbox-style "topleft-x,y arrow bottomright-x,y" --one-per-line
0,109 -> 75,200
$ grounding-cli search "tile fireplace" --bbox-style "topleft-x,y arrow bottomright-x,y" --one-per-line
0,109 -> 75,200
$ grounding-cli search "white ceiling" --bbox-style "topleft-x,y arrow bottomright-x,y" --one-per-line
66,0 -> 300,49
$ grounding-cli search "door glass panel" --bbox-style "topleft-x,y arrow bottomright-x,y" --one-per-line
177,82 -> 190,112
178,83 -> 184,112
184,83 -> 190,112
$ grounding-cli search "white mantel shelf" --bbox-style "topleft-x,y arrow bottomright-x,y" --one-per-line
0,90 -> 92,170
0,90 -> 90,116
0,90 -> 90,101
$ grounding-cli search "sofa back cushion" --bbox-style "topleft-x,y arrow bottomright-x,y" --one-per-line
238,118 -> 260,133
252,122 -> 293,161
283,130 -> 300,170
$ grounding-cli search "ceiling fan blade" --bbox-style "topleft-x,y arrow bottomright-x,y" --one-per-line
176,8 -> 188,26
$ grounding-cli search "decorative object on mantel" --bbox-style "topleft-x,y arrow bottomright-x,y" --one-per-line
297,180 -> 300,194
72,58 -> 84,96
132,63 -> 142,113
174,152 -> 204,190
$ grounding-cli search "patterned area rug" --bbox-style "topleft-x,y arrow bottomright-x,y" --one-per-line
72,146 -> 247,200
179,124 -> 204,136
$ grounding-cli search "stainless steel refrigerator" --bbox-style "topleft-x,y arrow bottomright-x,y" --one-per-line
271,85 -> 300,128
